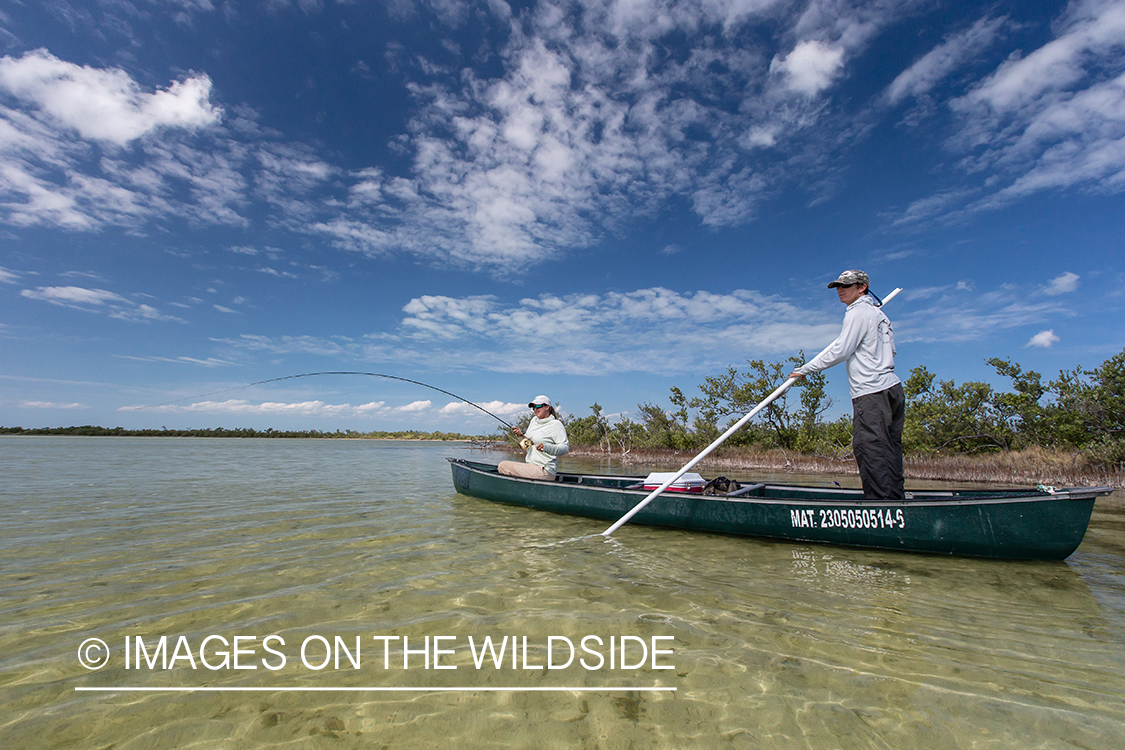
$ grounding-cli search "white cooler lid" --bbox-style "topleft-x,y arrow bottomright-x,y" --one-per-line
643,472 -> 704,485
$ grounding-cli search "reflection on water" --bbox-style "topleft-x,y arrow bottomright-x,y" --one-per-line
2,437 -> 1123,749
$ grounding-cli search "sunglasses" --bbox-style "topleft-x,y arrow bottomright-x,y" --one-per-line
531,404 -> 548,409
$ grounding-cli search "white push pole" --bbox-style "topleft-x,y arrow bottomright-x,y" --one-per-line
601,287 -> 902,536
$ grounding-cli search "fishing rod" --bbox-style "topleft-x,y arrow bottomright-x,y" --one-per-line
132,371 -> 518,430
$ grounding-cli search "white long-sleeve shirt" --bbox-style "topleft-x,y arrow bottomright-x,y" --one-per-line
523,415 -> 569,474
795,295 -> 900,399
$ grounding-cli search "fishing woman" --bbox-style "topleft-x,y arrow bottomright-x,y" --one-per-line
498,396 -> 569,480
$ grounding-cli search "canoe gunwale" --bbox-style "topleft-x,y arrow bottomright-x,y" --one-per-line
448,458 -> 1111,507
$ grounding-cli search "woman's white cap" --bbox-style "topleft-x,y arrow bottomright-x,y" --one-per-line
528,396 -> 553,408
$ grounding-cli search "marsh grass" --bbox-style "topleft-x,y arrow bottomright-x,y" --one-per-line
567,445 -> 1125,488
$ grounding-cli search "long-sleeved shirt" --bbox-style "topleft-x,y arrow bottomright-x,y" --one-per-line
523,415 -> 569,474
795,295 -> 900,399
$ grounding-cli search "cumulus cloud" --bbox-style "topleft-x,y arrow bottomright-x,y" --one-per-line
0,49 -> 247,231
439,399 -> 527,422
771,40 -> 845,96
1026,329 -> 1061,347
0,49 -> 336,234
0,49 -> 220,145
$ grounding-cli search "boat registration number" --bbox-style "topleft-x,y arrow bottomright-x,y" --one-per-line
790,508 -> 905,530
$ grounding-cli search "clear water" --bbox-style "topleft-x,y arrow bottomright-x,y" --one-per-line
2,437 -> 1123,749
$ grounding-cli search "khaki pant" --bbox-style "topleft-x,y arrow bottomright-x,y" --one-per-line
498,461 -> 555,480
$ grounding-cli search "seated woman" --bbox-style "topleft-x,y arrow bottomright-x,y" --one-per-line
498,396 -> 569,480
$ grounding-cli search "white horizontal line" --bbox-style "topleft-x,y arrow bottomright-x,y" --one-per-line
76,686 -> 675,693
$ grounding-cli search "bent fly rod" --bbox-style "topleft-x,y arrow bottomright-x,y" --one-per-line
132,371 -> 518,430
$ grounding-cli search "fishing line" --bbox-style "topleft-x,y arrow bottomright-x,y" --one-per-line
132,371 -> 518,430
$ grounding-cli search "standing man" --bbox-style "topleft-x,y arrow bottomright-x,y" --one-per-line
790,270 -> 905,499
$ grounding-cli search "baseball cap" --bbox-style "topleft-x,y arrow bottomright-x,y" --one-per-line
828,270 -> 870,289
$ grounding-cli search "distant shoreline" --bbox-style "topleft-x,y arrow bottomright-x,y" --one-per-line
0,426 -> 491,441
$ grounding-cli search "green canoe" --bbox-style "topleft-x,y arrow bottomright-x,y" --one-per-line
448,458 -> 1113,560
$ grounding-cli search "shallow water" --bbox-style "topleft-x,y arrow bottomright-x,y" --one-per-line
2,437 -> 1123,749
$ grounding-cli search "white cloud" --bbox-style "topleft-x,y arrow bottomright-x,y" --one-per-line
311,0 -> 917,271
19,400 -> 86,409
882,1 -> 1125,227
961,0 -> 1125,114
0,266 -> 20,283
20,285 -> 128,307
124,393 -> 525,428
1026,329 -> 1061,348
886,15 -> 1006,105
135,398 -> 390,417
21,4 -> 1110,275
259,267 -> 299,279
110,303 -> 184,323
118,355 -> 235,367
1043,271 -> 1080,295
20,284 -> 183,322
439,399 -> 526,421
217,286 -> 840,376
0,49 -> 220,145
931,0 -> 1125,216
123,396 -> 500,422
202,276 -> 1079,391
896,287 -> 1074,344
0,49 -> 250,232
395,400 -> 432,413
770,40 -> 845,97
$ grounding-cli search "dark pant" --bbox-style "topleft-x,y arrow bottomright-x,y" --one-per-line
852,383 -> 905,500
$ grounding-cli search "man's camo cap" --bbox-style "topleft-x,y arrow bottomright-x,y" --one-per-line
828,270 -> 870,289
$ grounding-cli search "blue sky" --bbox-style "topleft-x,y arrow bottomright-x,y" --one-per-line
1,0 -> 1123,433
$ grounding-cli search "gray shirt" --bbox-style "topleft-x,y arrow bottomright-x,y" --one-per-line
795,295 -> 899,399
523,415 -> 569,474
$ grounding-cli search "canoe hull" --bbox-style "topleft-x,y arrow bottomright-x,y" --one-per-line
449,459 -> 1108,560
